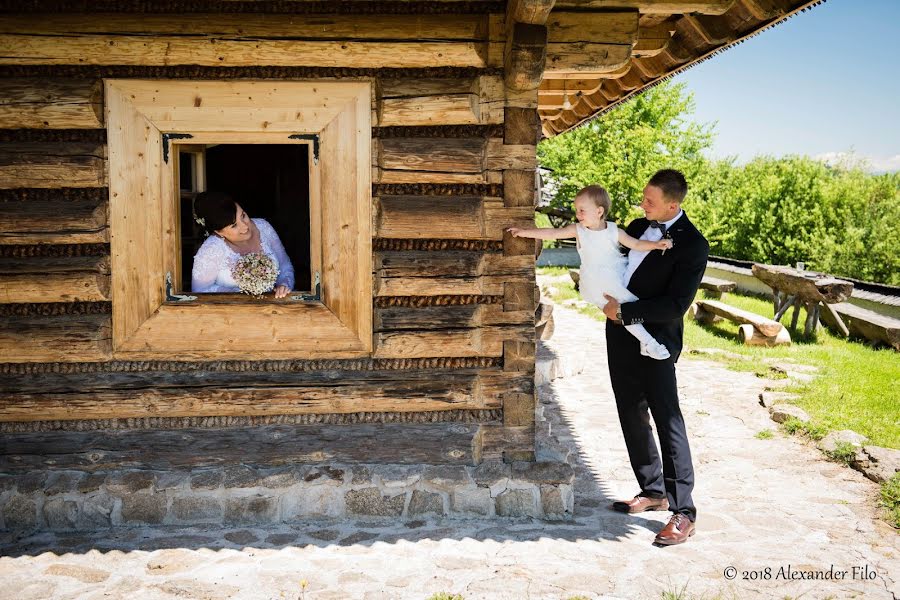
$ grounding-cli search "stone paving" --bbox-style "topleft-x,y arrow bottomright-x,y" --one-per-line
1,287 -> 897,600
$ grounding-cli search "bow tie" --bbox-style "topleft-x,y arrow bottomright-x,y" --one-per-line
649,221 -> 667,235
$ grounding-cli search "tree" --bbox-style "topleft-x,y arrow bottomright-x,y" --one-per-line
537,81 -> 714,226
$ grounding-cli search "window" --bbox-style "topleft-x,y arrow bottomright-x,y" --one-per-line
106,80 -> 372,359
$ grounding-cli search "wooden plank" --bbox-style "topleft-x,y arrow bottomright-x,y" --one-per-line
0,78 -> 103,129
0,14 -> 488,68
374,324 -> 534,358
376,303 -> 533,331
546,11 -> 638,44
552,0 -> 735,14
503,392 -> 536,426
0,314 -> 111,362
0,372 -> 531,423
480,423 -> 535,461
695,299 -> 784,337
0,198 -> 108,245
633,24 -> 674,57
378,138 -> 486,174
752,264 -> 853,304
0,423 -> 483,471
375,196 -> 533,240
0,255 -> 110,303
503,339 -> 536,372
378,76 -> 504,127
830,302 -> 900,350
0,143 -> 106,189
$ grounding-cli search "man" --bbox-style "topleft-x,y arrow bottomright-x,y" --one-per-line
601,169 -> 709,546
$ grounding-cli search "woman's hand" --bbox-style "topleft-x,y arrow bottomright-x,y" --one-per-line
274,284 -> 291,299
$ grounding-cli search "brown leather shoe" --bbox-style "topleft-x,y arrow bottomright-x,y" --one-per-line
654,513 -> 695,546
611,495 -> 669,514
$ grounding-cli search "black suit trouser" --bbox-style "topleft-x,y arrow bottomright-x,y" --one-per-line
605,321 -> 696,521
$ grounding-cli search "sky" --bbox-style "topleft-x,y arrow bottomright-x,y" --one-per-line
673,0 -> 900,172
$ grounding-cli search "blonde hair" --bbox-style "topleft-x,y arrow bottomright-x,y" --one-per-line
575,185 -> 611,220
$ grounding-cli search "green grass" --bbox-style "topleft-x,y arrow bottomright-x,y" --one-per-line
426,594 -> 465,600
755,429 -> 774,440
881,474 -> 900,529
538,267 -> 900,449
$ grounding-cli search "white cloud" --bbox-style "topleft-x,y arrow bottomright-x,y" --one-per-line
814,151 -> 900,173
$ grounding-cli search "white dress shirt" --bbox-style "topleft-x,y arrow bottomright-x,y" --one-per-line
624,210 -> 684,285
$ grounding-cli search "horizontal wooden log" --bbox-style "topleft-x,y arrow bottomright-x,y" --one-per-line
375,196 -> 534,241
546,11 -> 638,45
0,14 -> 488,68
0,197 -> 108,244
376,303 -> 533,331
699,275 -> 736,293
0,255 -> 110,303
480,423 -> 535,461
0,422 -> 483,471
828,302 -> 900,351
737,323 -> 791,347
374,324 -> 534,359
0,78 -> 104,129
0,313 -> 111,362
0,370 -> 532,423
373,168 -> 503,185
378,137 -> 485,173
633,24 -> 674,57
695,299 -> 784,337
375,251 -> 534,297
378,75 -> 504,127
0,143 -> 107,189
752,264 -> 853,304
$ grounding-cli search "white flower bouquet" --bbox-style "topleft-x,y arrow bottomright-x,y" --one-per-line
231,252 -> 278,297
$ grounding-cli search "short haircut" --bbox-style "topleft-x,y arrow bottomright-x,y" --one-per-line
576,185 -> 611,220
648,169 -> 688,203
193,191 -> 238,233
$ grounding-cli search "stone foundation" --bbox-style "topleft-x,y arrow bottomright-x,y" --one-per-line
0,461 -> 574,532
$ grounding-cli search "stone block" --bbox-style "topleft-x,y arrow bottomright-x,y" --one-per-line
303,466 -> 346,484
154,472 -> 186,492
17,472 -> 47,494
258,467 -> 302,489
473,461 -> 511,487
0,475 -> 14,493
79,494 -> 113,528
190,469 -> 224,490
171,496 -> 223,522
43,498 -> 79,529
121,494 -> 167,524
408,490 -> 444,517
450,487 -> 492,516
345,487 -> 405,517
495,488 -> 538,518
817,430 -> 867,454
422,465 -> 471,491
540,485 -> 573,519
224,530 -> 259,545
77,473 -> 107,494
224,465 -> 261,489
224,494 -> 277,524
45,472 -> 84,496
852,445 -> 900,483
3,495 -> 37,530
350,466 -> 371,484
283,485 -> 344,520
769,404 -> 811,424
373,465 -> 420,489
511,461 -> 574,485
107,472 -> 155,495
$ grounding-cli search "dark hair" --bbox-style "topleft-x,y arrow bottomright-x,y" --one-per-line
648,169 -> 688,203
193,191 -> 238,234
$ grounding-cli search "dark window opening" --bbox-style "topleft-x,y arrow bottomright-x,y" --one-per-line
178,144 -> 312,293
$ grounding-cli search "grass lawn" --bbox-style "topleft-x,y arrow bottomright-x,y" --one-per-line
537,267 -> 900,450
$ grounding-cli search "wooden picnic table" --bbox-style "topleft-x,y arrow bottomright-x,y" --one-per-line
752,264 -> 854,337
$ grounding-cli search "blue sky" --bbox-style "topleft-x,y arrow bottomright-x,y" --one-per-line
674,0 -> 900,172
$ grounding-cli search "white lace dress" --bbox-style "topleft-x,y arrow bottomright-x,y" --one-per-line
576,221 -> 638,308
191,218 -> 295,293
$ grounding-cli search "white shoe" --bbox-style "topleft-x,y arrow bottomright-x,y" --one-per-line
641,340 -> 671,361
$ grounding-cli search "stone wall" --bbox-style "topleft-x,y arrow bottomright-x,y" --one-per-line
0,460 -> 574,532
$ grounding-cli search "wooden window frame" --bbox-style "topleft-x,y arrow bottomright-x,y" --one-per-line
106,80 -> 372,360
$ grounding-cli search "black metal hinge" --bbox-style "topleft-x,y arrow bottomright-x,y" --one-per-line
288,134 -> 320,165
162,133 -> 194,163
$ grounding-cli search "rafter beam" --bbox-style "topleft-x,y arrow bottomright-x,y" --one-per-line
553,0 -> 736,15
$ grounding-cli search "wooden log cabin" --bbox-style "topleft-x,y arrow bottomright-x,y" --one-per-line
0,0 -> 821,514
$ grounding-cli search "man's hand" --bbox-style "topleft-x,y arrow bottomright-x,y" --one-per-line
602,294 -> 620,321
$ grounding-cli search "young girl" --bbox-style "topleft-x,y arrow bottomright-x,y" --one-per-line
508,185 -> 673,360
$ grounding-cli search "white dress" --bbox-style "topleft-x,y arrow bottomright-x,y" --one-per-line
191,218 -> 295,293
576,222 -> 638,308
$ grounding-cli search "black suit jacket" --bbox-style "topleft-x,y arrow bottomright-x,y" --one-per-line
618,213 -> 709,361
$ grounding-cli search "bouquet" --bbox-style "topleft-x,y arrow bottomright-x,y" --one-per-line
231,252 -> 278,297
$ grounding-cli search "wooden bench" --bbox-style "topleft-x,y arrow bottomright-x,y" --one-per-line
820,302 -> 900,350
699,276 -> 736,299
691,299 -> 791,346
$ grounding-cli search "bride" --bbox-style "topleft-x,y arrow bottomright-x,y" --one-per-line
190,191 -> 294,298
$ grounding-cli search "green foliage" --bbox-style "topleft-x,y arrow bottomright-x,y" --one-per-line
880,474 -> 900,528
537,81 -> 714,226
537,83 -> 900,285
826,441 -> 859,465
755,429 -> 774,440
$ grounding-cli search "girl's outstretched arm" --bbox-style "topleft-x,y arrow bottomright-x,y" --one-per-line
617,228 -> 672,252
506,223 -> 577,240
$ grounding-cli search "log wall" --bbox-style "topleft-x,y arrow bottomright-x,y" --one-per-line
0,3 -> 538,463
